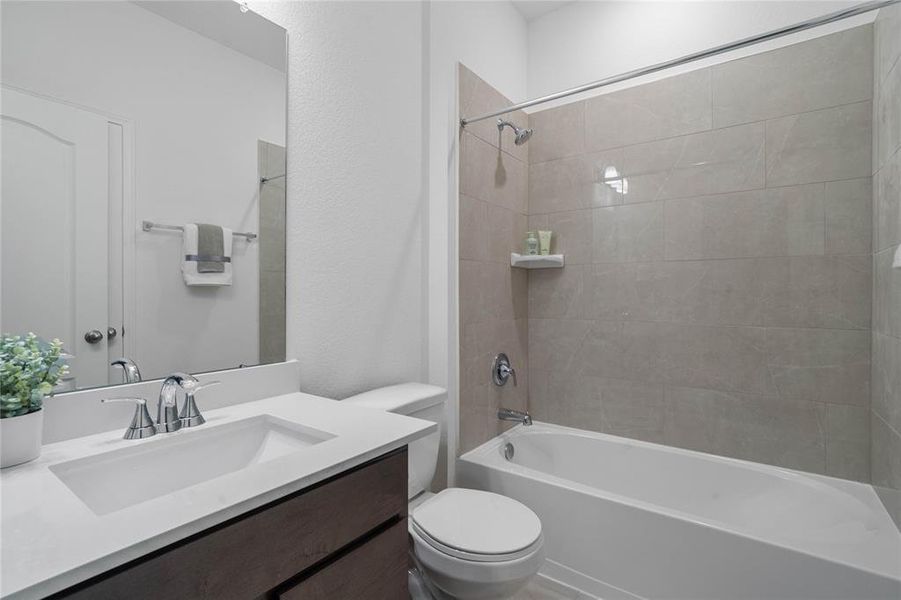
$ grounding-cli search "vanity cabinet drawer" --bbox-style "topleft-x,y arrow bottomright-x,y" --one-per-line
55,448 -> 407,600
277,517 -> 409,600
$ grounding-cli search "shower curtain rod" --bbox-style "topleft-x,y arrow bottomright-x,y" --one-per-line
460,0 -> 898,127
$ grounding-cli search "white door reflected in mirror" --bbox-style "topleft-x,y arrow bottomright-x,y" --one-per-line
1,87 -> 117,389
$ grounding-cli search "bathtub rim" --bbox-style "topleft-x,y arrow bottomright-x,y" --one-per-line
458,421 -> 901,582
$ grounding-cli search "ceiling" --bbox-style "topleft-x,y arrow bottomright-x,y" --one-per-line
133,1 -> 286,72
511,1 -> 574,21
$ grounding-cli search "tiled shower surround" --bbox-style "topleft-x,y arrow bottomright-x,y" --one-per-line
458,66 -> 530,453
872,4 -> 901,529
459,24 -> 888,484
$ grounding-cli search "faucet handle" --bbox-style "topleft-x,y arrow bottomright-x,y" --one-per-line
102,397 -> 157,439
492,353 -> 517,387
178,380 -> 220,428
183,380 -> 221,394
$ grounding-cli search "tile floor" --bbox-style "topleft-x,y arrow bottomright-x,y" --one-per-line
513,576 -> 598,600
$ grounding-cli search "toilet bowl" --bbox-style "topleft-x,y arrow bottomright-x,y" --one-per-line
409,488 -> 544,599
342,384 -> 544,599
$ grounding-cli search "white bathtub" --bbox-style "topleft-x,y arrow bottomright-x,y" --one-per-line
458,422 -> 901,600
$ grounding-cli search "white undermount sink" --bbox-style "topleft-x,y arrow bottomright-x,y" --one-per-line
50,415 -> 335,515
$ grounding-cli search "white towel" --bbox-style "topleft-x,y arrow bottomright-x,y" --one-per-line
894,244 -> 901,270
181,223 -> 233,286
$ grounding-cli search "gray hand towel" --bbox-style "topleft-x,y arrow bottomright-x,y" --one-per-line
196,223 -> 225,273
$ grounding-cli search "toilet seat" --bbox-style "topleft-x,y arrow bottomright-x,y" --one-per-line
411,488 -> 543,563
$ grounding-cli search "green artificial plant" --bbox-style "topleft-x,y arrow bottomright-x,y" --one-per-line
0,333 -> 68,418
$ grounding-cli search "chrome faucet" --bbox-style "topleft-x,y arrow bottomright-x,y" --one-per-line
492,353 -> 517,387
157,372 -> 198,433
102,373 -> 219,439
111,357 -> 142,383
498,408 -> 532,426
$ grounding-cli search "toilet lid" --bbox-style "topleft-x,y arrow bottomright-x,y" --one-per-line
411,488 -> 542,558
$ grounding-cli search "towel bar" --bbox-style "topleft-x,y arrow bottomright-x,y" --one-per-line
141,220 -> 257,241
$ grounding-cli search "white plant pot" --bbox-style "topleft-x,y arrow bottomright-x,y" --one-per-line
1,409 -> 43,468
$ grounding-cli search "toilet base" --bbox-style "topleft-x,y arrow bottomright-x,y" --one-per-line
409,525 -> 544,599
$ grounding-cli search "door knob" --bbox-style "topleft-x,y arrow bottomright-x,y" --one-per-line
84,329 -> 104,344
107,327 -> 118,339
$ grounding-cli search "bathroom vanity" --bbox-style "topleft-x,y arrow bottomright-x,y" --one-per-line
0,393 -> 435,599
57,449 -> 408,599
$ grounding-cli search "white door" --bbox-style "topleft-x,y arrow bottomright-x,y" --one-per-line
1,87 -> 111,388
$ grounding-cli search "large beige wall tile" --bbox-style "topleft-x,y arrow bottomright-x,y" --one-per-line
459,316 -> 529,453
621,123 -> 765,202
459,259 -> 527,326
585,68 -> 712,151
875,149 -> 901,251
876,2 -> 901,86
545,209 -> 594,263
664,386 -> 827,473
529,264 -> 588,320
765,327 -> 870,406
460,131 -> 527,212
872,5 -> 901,523
592,202 -> 664,262
459,64 -> 528,163
636,322 -> 774,394
581,263 -> 658,322
825,178 -> 873,255
874,245 -> 901,338
531,370 -> 666,443
528,317 -> 592,374
646,260 -> 765,327
486,202 -> 527,263
528,101 -> 585,164
766,101 -> 872,186
532,260 -> 768,327
871,412 -> 901,529
759,255 -> 871,330
825,403 -> 871,481
873,332 -> 901,434
459,193 -> 488,262
712,26 -> 872,128
664,186 -> 825,260
572,321 -> 775,395
876,57 -> 901,170
529,149 -> 625,213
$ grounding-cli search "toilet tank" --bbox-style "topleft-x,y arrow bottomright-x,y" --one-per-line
342,383 -> 446,499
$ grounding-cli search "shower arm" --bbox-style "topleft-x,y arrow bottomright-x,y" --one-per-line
461,0 -> 899,127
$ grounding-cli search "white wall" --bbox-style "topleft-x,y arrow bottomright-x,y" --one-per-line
248,1 -> 426,400
2,1 -> 285,381
527,1 -> 871,106
249,1 -> 527,481
427,2 -> 528,480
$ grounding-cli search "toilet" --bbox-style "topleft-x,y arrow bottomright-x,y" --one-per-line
343,383 -> 544,600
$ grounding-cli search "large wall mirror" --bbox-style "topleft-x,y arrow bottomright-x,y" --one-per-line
1,1 -> 287,392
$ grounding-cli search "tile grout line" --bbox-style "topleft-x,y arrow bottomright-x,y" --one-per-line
528,98 -> 874,168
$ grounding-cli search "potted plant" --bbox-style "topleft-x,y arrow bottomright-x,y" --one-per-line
1,333 -> 68,468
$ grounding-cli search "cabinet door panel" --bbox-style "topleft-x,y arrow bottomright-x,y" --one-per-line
55,448 -> 407,600
279,519 -> 409,600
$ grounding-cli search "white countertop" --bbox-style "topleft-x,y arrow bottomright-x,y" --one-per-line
0,392 -> 435,599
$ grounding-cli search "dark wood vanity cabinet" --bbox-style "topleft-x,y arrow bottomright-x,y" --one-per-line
52,448 -> 409,600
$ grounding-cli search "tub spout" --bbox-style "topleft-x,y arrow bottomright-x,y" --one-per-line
498,407 -> 532,426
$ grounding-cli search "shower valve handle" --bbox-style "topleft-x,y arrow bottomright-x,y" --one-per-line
492,353 -> 517,387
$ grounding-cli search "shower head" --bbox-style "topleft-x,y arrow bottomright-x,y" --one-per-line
497,119 -> 533,145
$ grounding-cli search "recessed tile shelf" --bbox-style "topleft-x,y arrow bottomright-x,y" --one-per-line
510,253 -> 565,269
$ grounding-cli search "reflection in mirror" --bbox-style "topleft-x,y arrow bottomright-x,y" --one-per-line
1,1 -> 287,392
